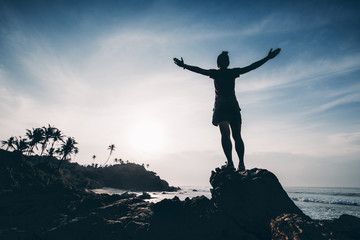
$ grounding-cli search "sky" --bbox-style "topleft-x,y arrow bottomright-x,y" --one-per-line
1,0 -> 360,187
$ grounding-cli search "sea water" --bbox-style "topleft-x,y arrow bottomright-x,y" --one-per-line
93,186 -> 360,220
92,186 -> 212,203
285,186 -> 360,220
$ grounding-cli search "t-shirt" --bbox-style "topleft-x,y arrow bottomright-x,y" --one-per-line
209,68 -> 240,102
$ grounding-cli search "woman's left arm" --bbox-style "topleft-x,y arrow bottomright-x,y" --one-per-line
237,48 -> 281,75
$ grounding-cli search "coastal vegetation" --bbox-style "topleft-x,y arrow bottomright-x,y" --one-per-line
0,124 -> 177,192
1,125 -> 78,167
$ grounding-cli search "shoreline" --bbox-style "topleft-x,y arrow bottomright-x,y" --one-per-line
92,185 -> 360,220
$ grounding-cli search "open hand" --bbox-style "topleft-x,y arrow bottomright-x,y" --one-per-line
173,57 -> 184,68
267,48 -> 281,59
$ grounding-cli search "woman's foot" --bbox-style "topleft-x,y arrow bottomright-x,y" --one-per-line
237,162 -> 245,172
221,161 -> 235,170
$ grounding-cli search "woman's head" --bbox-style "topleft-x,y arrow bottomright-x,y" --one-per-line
217,51 -> 229,69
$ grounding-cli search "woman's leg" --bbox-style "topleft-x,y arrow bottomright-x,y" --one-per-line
230,121 -> 245,171
218,121 -> 234,168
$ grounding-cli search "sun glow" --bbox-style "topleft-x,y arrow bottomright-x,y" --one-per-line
130,120 -> 166,153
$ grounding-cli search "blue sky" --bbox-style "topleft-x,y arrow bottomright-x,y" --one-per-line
1,0 -> 360,187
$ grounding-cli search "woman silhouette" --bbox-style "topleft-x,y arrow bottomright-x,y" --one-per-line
173,48 -> 281,171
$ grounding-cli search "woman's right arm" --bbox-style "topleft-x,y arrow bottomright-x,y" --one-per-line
173,57 -> 210,76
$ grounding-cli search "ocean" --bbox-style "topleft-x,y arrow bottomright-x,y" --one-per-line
93,186 -> 360,220
285,186 -> 360,220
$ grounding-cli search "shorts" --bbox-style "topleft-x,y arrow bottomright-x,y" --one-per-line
212,99 -> 242,126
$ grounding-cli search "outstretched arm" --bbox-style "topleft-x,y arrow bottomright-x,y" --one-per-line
173,57 -> 210,76
238,48 -> 281,74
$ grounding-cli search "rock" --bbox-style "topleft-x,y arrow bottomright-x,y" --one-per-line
148,168 -> 307,240
270,213 -> 335,240
139,192 -> 151,199
325,214 -> 360,240
2,151 -> 360,240
271,213 -> 360,240
149,196 -> 225,240
0,149 -> 178,192
210,168 -> 306,239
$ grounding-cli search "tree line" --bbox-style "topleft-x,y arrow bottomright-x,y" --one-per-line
1,125 -> 150,169
1,124 -> 78,168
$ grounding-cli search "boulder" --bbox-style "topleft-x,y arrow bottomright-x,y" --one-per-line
271,213 -> 334,240
325,214 -> 360,240
210,168 -> 306,239
148,168 -> 308,240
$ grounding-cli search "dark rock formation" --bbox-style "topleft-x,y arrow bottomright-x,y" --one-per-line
149,196 -> 220,240
1,149 -> 359,240
94,163 -> 178,191
271,213 -> 335,240
147,168 -> 307,240
0,149 -> 177,192
210,168 -> 307,239
327,214 -> 360,239
271,213 -> 360,240
148,168 -> 360,240
0,187 -> 152,240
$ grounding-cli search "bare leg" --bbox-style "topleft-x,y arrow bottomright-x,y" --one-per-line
218,121 -> 234,168
230,121 -> 245,171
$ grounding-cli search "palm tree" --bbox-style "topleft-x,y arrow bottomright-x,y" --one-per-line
92,155 -> 96,165
73,148 -> 79,161
1,136 -> 16,151
13,136 -> 29,155
40,124 -> 55,156
49,127 -> 64,153
57,137 -> 79,169
47,147 -> 55,157
26,128 -> 45,155
103,144 -> 115,166
45,127 -> 64,157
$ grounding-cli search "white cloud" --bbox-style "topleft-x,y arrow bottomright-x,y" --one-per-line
238,53 -> 360,93
310,92 -> 360,113
327,132 -> 360,152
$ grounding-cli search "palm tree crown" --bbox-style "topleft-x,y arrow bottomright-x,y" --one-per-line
13,136 -> 29,155
1,136 -> 16,151
50,127 -> 64,148
103,144 -> 115,166
40,124 -> 56,156
57,137 -> 79,168
26,128 -> 45,155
